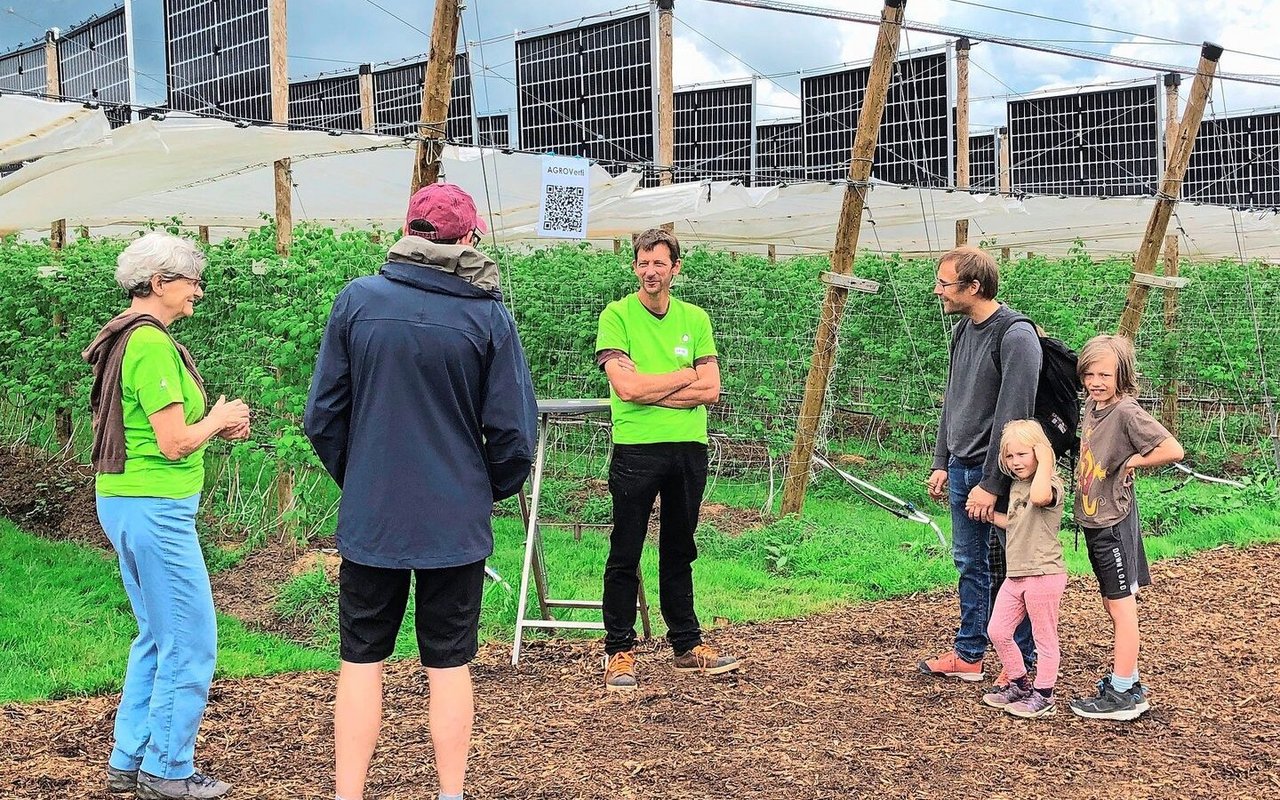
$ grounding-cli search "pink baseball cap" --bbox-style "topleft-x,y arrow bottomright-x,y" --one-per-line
404,183 -> 488,241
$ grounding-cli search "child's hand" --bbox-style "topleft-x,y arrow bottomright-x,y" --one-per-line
1033,443 -> 1055,467
1123,455 -> 1139,485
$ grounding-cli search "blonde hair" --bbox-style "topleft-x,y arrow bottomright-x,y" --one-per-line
1077,334 -> 1140,397
998,419 -> 1055,477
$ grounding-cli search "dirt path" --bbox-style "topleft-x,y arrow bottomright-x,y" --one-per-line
4,542 -> 1278,800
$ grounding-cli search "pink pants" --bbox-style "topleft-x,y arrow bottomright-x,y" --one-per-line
988,572 -> 1067,690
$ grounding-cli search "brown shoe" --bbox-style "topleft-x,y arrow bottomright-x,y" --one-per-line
673,644 -> 740,675
917,650 -> 984,682
604,650 -> 638,692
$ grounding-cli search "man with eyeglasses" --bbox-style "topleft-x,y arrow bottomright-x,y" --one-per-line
305,183 -> 537,800
919,245 -> 1041,686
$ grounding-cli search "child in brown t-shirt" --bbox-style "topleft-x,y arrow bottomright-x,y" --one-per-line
1070,335 -> 1184,721
982,420 -> 1067,719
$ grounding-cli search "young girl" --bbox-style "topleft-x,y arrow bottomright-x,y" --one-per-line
981,420 -> 1067,719
1070,334 -> 1184,721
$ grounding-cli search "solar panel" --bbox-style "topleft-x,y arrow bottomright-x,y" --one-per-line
516,10 -> 655,175
0,43 -> 48,95
801,50 -> 951,186
1184,110 -> 1280,209
673,82 -> 753,183
963,131 -> 998,191
1006,81 -> 1160,197
288,72 -> 362,131
477,113 -> 511,147
371,54 -> 474,142
163,0 -> 273,121
58,8 -> 132,128
754,121 -> 804,186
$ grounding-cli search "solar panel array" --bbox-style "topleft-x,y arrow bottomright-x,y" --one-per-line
801,51 -> 951,186
673,82 -> 753,183
1006,82 -> 1160,197
164,0 -> 273,121
516,11 -> 655,175
0,43 -> 48,95
754,121 -> 804,186
477,113 -> 511,147
58,8 -> 132,127
370,54 -> 474,142
288,72 -> 362,131
1184,110 -> 1280,209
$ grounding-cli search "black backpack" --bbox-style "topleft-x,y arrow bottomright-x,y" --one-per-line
951,311 -> 1082,458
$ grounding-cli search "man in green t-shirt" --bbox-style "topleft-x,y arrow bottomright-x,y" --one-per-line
594,228 -> 741,692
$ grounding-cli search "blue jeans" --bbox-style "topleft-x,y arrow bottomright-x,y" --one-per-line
97,494 -> 216,780
948,460 -> 1035,667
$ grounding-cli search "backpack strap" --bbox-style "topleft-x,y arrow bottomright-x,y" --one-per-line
989,310 -> 1037,373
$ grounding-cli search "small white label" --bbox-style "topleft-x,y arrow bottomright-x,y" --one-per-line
674,346 -> 689,358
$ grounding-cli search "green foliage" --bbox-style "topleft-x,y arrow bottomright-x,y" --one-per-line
0,518 -> 335,702
275,566 -> 340,650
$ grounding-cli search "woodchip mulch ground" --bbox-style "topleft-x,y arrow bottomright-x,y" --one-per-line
3,537 -> 1278,800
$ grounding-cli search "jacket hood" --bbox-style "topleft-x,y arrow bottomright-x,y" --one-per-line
385,235 -> 502,295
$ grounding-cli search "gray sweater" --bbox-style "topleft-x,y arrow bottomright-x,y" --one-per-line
931,304 -> 1042,497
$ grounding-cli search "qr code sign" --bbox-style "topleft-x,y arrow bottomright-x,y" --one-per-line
541,184 -> 585,232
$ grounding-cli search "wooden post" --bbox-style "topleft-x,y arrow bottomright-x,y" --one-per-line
768,244 -> 777,263
657,0 -> 675,187
1000,246 -> 1010,261
997,125 -> 1011,194
954,37 -> 970,246
1117,44 -> 1221,339
198,225 -> 210,244
780,0 -> 907,516
269,0 -> 291,256
358,64 -> 375,132
411,0 -> 462,193
1159,72 -> 1182,434
46,30 -> 68,250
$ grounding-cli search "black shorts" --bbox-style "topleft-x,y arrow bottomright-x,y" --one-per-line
338,557 -> 485,668
1083,507 -> 1151,600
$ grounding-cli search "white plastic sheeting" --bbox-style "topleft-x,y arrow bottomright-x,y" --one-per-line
2,111 -> 1278,260
0,95 -> 111,165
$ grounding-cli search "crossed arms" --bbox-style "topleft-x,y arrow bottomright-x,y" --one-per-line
602,355 -> 720,409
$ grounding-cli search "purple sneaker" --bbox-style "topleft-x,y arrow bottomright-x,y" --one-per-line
982,681 -> 1031,709
1006,690 -> 1056,719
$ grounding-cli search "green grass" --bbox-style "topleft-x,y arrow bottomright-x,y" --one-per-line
0,518 -> 336,703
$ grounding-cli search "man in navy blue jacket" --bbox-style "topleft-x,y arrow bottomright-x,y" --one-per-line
305,183 -> 536,800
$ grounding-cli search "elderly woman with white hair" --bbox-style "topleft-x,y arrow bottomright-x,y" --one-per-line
82,232 -> 250,800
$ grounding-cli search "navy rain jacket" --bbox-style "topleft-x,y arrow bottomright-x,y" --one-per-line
304,258 -> 537,569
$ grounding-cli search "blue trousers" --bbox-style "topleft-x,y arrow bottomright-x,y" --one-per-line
948,460 -> 1036,667
97,494 -> 216,780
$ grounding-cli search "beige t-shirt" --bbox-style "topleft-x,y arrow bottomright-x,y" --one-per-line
1005,475 -> 1066,577
1074,396 -> 1173,528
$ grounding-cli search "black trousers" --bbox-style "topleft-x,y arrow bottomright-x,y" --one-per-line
603,442 -> 708,655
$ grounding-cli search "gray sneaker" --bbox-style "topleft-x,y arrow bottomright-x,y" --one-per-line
1005,690 -> 1055,719
1069,677 -> 1140,721
136,770 -> 232,799
106,765 -> 138,793
982,681 -> 1031,709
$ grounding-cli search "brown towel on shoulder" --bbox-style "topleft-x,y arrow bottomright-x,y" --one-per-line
82,312 -> 207,474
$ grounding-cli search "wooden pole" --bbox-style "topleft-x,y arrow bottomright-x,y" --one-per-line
198,225 -> 210,244
1159,72 -> 1182,434
1117,44 -> 1221,339
997,125 -> 1011,195
658,0 -> 675,187
767,244 -> 777,263
46,30 -> 67,251
269,0 -> 291,256
411,0 -> 462,193
358,63 -> 375,132
954,37 -> 970,246
780,0 -> 907,516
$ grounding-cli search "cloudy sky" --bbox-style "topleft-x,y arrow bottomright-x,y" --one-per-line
3,0 -> 1278,128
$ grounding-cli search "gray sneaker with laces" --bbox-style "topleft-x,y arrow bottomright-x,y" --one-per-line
106,765 -> 138,793
1005,690 -> 1055,719
982,681 -> 1031,709
136,770 -> 232,799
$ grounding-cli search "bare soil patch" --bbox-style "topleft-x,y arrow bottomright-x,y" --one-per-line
0,444 -> 104,548
3,543 -> 1277,800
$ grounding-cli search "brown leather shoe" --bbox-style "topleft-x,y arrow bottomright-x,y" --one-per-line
604,650 -> 638,692
673,644 -> 740,675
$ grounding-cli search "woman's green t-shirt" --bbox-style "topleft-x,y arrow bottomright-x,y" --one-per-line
95,326 -> 207,498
